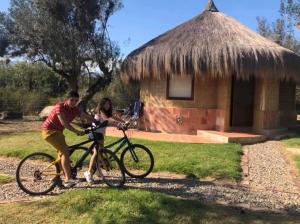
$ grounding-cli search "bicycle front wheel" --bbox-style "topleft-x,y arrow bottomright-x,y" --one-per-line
16,152 -> 60,195
120,144 -> 154,178
96,148 -> 125,188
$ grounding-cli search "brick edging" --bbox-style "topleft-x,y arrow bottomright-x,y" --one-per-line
240,147 -> 250,186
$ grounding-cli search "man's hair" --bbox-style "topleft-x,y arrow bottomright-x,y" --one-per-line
67,90 -> 80,98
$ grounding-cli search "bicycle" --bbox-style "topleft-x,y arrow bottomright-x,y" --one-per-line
16,121 -> 125,196
106,122 -> 154,179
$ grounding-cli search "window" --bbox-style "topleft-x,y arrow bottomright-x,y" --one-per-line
167,75 -> 194,100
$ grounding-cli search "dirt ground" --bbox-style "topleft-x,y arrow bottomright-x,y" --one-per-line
0,120 -> 42,135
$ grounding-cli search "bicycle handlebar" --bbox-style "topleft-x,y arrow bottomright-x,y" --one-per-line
84,120 -> 109,134
117,122 -> 130,131
83,120 -> 132,134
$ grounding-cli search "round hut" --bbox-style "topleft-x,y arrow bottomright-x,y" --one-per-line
122,0 -> 300,134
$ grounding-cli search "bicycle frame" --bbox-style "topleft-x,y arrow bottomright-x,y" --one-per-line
104,130 -> 140,163
104,129 -> 133,153
106,136 -> 130,154
68,139 -> 97,172
49,127 -> 136,177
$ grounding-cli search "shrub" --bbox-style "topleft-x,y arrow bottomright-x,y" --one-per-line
89,74 -> 140,110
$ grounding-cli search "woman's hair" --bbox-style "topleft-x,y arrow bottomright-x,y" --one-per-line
68,90 -> 79,98
97,98 -> 113,118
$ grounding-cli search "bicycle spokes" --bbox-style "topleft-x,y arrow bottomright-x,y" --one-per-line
97,149 -> 125,187
16,153 -> 61,195
120,144 -> 154,178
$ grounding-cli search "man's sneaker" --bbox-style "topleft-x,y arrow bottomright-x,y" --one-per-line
84,171 -> 94,184
63,179 -> 78,188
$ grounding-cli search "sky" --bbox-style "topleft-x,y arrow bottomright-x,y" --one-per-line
0,0 -> 295,57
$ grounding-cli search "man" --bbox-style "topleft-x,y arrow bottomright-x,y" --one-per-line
41,91 -> 93,187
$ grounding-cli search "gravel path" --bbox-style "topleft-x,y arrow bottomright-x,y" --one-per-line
245,141 -> 299,193
0,141 -> 300,214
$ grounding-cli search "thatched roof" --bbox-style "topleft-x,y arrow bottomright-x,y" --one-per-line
122,0 -> 300,81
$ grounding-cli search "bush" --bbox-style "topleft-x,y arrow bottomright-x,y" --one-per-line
0,87 -> 49,115
0,62 -> 67,115
0,87 -> 23,111
89,74 -> 140,110
22,92 -> 49,115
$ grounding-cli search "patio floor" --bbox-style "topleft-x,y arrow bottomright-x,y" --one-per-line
106,128 -> 265,144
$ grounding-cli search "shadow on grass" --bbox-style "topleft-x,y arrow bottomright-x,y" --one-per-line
13,187 -> 300,224
42,176 -> 300,218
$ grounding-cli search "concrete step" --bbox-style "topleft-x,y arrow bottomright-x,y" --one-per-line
197,130 -> 228,143
272,132 -> 297,140
288,125 -> 300,133
197,130 -> 266,144
261,128 -> 297,140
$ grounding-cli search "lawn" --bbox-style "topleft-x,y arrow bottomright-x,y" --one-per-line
282,138 -> 300,148
0,188 -> 299,224
0,174 -> 15,184
282,137 -> 300,175
0,131 -> 242,179
293,155 -> 300,175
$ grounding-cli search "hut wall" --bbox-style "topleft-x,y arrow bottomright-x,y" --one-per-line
140,76 -> 295,134
279,82 -> 296,126
140,76 -> 220,134
216,77 -> 232,131
253,78 -> 280,131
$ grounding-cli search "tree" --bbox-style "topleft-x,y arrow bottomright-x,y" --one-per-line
281,0 -> 300,23
0,0 -> 122,110
0,62 -> 70,113
0,62 -> 68,96
256,16 -> 299,53
257,0 -> 300,105
0,12 -> 10,57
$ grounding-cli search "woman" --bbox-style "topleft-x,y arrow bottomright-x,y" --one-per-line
84,98 -> 125,184
42,91 -> 93,188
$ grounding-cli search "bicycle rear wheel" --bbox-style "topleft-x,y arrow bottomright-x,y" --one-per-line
120,144 -> 154,178
16,152 -> 60,195
96,148 -> 125,187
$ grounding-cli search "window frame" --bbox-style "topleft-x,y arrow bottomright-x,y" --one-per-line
166,75 -> 195,101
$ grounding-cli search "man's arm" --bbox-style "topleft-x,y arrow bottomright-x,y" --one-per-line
58,112 -> 84,135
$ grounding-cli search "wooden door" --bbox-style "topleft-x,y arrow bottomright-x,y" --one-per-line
230,77 -> 255,127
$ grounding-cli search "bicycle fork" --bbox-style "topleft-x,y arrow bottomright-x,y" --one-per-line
129,147 -> 139,163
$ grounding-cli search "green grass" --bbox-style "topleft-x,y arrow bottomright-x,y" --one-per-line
282,137 -> 300,175
0,188 -> 298,224
0,174 -> 15,184
282,137 -> 300,148
0,131 -> 242,179
293,155 -> 300,175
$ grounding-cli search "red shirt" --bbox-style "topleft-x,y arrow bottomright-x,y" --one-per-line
42,102 -> 81,131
